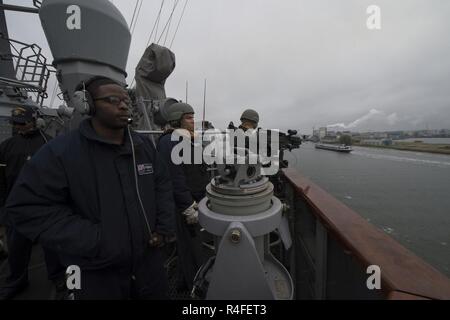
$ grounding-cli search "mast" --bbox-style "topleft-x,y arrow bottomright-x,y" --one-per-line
0,0 -> 16,79
202,78 -> 206,129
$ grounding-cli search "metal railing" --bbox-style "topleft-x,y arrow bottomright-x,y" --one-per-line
33,0 -> 42,9
281,168 -> 450,300
0,35 -> 54,105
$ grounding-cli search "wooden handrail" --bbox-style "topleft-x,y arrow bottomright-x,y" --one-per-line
282,168 -> 450,300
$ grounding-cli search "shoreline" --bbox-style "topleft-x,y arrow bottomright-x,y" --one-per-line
354,142 -> 450,155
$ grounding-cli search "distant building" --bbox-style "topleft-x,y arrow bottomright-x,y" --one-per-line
360,132 -> 374,139
373,132 -> 388,139
430,130 -> 441,136
360,139 -> 392,146
386,131 -> 403,140
313,129 -> 319,137
319,127 -> 327,139
322,136 -> 338,143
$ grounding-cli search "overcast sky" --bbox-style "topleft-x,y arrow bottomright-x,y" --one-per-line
4,0 -> 450,133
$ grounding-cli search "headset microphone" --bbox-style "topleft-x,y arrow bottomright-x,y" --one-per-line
126,104 -> 133,125
127,124 -> 156,246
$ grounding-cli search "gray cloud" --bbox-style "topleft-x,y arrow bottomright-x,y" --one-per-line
4,0 -> 450,133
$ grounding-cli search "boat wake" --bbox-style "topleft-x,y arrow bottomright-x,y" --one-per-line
352,150 -> 450,168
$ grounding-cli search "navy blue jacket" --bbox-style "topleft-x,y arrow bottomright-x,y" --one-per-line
0,130 -> 50,206
157,131 -> 211,290
157,132 -> 210,211
5,119 -> 175,271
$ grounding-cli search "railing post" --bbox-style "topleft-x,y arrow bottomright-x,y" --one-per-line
315,220 -> 328,299
285,184 -> 297,299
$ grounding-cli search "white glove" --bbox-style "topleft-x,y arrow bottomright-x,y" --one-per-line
182,201 -> 199,225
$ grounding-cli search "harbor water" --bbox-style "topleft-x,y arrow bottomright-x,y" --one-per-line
285,142 -> 450,277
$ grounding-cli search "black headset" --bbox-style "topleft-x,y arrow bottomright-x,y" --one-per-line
34,109 -> 49,132
73,77 -> 160,244
11,106 -> 47,136
72,78 -> 98,116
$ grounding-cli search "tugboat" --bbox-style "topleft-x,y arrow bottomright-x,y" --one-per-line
315,143 -> 353,153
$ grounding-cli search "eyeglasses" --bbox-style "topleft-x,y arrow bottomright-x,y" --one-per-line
94,96 -> 131,106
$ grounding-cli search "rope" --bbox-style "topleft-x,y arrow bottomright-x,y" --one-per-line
145,0 -> 165,48
131,0 -> 144,36
154,0 -> 166,43
169,0 -> 189,49
129,0 -> 139,30
156,0 -> 180,44
163,0 -> 179,46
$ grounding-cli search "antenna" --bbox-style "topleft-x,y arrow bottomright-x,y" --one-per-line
202,78 -> 207,130
186,80 -> 188,103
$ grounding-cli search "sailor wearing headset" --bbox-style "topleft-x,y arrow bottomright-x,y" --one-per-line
0,104 -> 67,300
4,77 -> 176,299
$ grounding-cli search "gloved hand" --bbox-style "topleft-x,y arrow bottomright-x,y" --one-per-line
148,233 -> 176,247
148,233 -> 164,247
182,201 -> 199,225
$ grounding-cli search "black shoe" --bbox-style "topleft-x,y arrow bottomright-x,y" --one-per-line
0,282 -> 29,300
0,250 -> 7,261
51,277 -> 68,300
0,240 -> 7,260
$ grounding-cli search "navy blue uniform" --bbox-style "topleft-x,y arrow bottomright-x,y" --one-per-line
0,130 -> 49,204
157,132 -> 210,291
0,130 -> 63,296
5,120 -> 175,299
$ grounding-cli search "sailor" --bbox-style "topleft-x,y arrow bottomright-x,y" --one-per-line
4,77 -> 176,299
226,108 -> 261,155
156,102 -> 210,292
233,108 -> 259,131
0,105 -> 64,300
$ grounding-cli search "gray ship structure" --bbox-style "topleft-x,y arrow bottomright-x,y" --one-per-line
0,0 -> 449,300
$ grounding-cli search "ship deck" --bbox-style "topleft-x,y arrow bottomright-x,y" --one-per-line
0,244 -> 55,299
1,169 -> 449,300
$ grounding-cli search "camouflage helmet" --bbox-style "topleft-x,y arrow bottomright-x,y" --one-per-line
166,102 -> 194,122
240,108 -> 259,124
